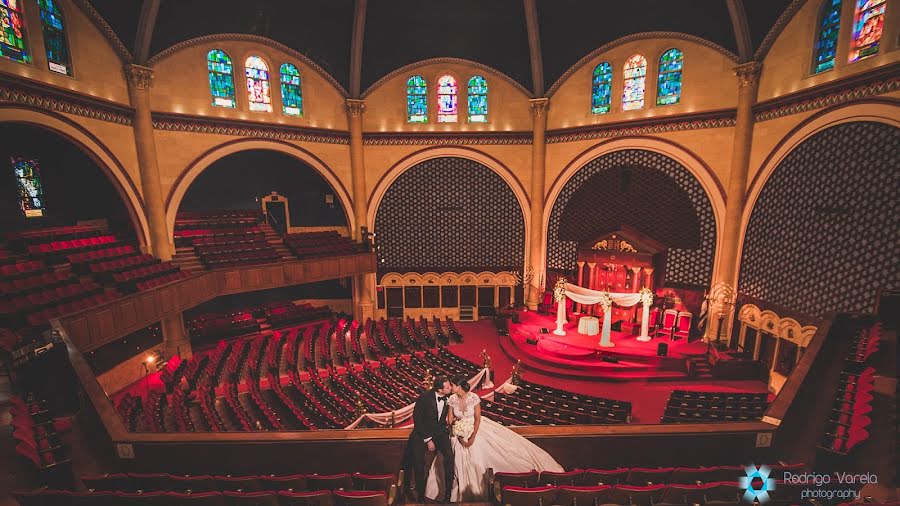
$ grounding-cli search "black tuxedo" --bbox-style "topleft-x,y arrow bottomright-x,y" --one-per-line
403,389 -> 454,501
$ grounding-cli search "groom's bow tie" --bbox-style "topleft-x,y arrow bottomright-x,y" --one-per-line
438,395 -> 450,401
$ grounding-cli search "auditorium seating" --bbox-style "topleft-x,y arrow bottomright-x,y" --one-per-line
819,321 -> 881,455
188,311 -> 261,341
9,395 -> 72,474
660,390 -> 768,423
175,212 -> 281,268
484,380 -> 631,425
284,231 -> 361,260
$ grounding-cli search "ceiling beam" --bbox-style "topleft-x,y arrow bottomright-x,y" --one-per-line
133,0 -> 161,64
349,0 -> 368,98
726,0 -> 753,62
522,0 -> 545,97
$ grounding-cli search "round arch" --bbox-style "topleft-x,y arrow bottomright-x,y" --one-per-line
543,136 -> 727,280
366,146 -> 532,267
736,100 -> 900,280
0,106 -> 150,248
165,138 -> 355,240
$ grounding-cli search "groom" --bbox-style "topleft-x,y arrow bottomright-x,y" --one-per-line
403,375 -> 454,502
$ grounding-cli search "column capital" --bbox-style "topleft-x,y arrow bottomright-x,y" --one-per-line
346,98 -> 366,117
529,97 -> 550,117
124,64 -> 154,90
587,262 -> 597,269
733,61 -> 762,88
629,266 -> 642,273
576,260 -> 585,267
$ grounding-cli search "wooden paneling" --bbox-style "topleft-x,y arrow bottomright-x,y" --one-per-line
57,254 -> 376,353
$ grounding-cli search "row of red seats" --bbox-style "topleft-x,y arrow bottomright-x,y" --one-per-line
15,489 -> 387,506
7,224 -> 103,242
89,254 -> 156,274
195,241 -> 273,256
0,271 -> 69,295
68,245 -> 136,266
193,232 -> 265,246
27,235 -> 116,255
0,260 -> 46,279
112,262 -> 178,283
25,291 -> 119,326
175,227 -> 262,238
1,280 -> 101,314
135,270 -> 193,291
9,395 -> 72,473
199,249 -> 281,268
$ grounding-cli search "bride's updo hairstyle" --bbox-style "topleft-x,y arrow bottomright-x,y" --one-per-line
451,374 -> 471,393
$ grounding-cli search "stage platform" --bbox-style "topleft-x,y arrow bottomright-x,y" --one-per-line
500,311 -> 713,381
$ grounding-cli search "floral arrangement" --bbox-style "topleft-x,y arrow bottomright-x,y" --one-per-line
553,277 -> 567,302
639,287 -> 654,306
597,291 -> 612,312
452,417 -> 475,440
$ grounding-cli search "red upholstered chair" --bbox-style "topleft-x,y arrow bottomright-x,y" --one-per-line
672,312 -> 692,341
278,490 -> 334,506
333,490 -> 388,506
555,485 -> 611,506
538,293 -> 554,314
609,484 -> 666,506
114,491 -> 169,505
167,491 -> 227,505
538,470 -> 583,487
669,467 -> 719,485
491,471 -> 539,503
501,486 -> 557,506
582,468 -> 628,486
169,475 -> 218,493
221,491 -> 278,506
259,474 -> 307,492
704,482 -> 742,504
352,473 -> 398,499
128,473 -> 173,492
215,476 -> 262,492
306,474 -> 353,492
658,483 -> 713,505
626,467 -> 674,486
653,310 -> 678,339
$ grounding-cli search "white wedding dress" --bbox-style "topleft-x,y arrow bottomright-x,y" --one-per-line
425,392 -> 563,502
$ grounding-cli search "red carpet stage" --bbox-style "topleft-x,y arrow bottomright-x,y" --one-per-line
500,311 -> 712,381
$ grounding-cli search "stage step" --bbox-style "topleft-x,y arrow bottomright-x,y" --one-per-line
459,306 -> 474,322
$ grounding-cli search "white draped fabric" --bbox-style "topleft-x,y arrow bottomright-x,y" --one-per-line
344,367 -> 493,429
558,283 -> 654,345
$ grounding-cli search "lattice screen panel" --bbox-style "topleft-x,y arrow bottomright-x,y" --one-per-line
374,157 -> 525,276
739,121 -> 900,318
547,149 -> 716,286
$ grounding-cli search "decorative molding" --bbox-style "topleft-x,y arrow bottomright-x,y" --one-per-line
734,62 -> 763,88
530,98 -> 550,117
753,0 -> 809,61
738,304 -> 817,347
0,73 -> 133,125
146,33 -> 349,98
70,0 -> 133,63
151,112 -> 349,144
362,131 -> 532,146
547,31 -> 740,97
345,98 -> 366,118
124,64 -> 154,90
754,64 -> 900,122
545,109 -> 736,144
360,57 -> 535,99
379,271 -> 518,287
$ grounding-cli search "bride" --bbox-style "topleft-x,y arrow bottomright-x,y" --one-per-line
424,374 -> 563,501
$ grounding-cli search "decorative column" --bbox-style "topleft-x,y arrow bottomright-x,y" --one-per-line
597,293 -> 614,348
586,262 -> 597,315
630,266 -> 642,322
526,98 -> 550,309
643,267 -> 654,293
125,64 -> 171,260
346,99 -> 374,323
162,313 -> 191,360
713,61 -> 762,341
574,261 -> 585,313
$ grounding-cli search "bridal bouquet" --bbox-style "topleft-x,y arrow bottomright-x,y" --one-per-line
452,418 -> 475,440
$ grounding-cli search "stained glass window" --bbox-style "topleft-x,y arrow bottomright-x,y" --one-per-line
813,0 -> 842,73
407,75 -> 427,123
280,63 -> 302,116
38,0 -> 69,75
437,75 -> 458,123
207,49 -> 235,108
13,157 -> 44,218
467,75 -> 487,123
849,0 -> 886,62
622,54 -> 646,111
591,62 -> 612,114
0,0 -> 29,64
656,48 -> 683,106
245,56 -> 272,112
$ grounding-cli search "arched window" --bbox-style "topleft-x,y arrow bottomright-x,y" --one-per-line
38,0 -> 69,75
407,75 -> 427,123
0,0 -> 29,63
245,56 -> 272,112
207,49 -> 235,108
813,0 -> 842,73
849,0 -> 886,62
280,63 -> 302,116
591,62 -> 612,114
437,75 -> 458,123
467,75 -> 488,122
656,48 -> 684,106
622,54 -> 646,111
